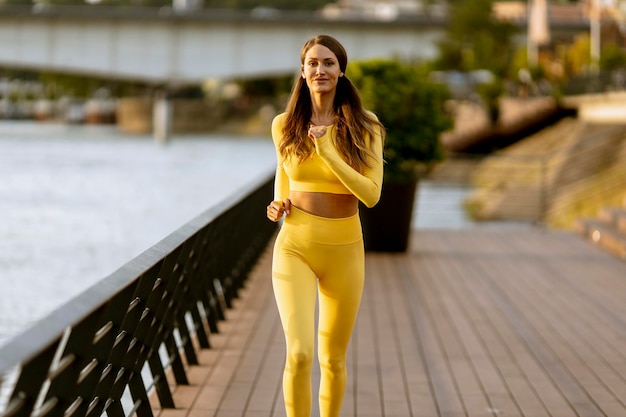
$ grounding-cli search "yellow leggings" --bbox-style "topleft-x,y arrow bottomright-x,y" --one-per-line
272,206 -> 364,417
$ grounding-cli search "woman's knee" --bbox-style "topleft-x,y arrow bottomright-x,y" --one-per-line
286,348 -> 314,372
319,355 -> 346,376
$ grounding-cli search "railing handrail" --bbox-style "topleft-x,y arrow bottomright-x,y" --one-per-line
0,169 -> 277,417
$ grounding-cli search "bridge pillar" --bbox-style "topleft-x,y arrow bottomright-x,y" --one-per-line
153,92 -> 172,144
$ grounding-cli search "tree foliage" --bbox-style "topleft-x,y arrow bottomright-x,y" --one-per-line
564,33 -> 592,75
600,43 -> 626,72
436,0 -> 517,77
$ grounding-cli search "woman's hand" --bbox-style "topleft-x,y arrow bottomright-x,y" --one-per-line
267,199 -> 291,222
308,125 -> 327,140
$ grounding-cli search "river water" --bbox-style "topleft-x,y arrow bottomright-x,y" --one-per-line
0,121 -> 474,347
0,121 -> 277,346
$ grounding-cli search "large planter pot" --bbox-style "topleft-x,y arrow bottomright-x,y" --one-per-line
360,179 -> 418,252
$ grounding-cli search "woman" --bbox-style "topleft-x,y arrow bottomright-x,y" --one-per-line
266,35 -> 385,417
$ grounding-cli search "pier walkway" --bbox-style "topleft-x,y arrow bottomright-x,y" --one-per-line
151,228 -> 626,417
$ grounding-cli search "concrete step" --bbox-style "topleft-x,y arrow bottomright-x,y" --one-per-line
599,207 -> 626,234
575,217 -> 626,260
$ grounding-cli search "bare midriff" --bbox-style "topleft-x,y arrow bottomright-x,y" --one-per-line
290,191 -> 358,218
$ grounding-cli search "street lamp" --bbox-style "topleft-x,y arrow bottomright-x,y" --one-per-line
588,0 -> 626,72
589,0 -> 603,72
528,0 -> 550,67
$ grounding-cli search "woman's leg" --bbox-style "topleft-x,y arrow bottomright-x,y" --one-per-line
316,241 -> 365,417
272,233 -> 318,417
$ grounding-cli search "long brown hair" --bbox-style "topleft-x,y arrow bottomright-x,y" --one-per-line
279,35 -> 384,171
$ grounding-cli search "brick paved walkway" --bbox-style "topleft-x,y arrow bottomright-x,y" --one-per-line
152,228 -> 626,417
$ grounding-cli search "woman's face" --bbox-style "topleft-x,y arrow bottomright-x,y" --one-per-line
302,44 -> 343,95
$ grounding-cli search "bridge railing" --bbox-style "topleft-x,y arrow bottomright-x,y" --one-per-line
0,171 -> 277,417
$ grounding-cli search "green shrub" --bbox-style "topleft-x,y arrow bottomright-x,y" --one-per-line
348,59 -> 453,183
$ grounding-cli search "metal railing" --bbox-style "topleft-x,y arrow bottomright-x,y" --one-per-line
0,171 -> 277,417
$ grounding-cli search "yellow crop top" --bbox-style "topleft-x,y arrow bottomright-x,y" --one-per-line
271,112 -> 384,208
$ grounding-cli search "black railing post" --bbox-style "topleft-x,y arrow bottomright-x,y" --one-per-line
4,343 -> 59,417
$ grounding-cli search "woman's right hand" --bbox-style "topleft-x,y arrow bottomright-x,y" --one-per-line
266,199 -> 291,222
308,125 -> 327,140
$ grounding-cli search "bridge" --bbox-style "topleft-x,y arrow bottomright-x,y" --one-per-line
0,5 -> 589,85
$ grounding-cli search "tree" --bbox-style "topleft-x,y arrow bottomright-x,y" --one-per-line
565,33 -> 592,75
436,0 -> 517,78
434,0 -> 517,124
600,43 -> 626,72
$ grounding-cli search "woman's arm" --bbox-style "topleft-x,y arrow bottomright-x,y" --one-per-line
272,114 -> 290,202
313,126 -> 384,208
267,114 -> 291,222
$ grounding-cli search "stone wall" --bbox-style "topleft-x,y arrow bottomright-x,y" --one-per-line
441,96 -> 564,153
458,117 -> 626,228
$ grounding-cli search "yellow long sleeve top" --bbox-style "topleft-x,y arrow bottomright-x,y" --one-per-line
271,112 -> 384,208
